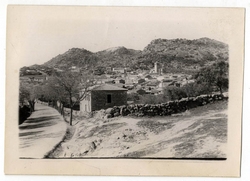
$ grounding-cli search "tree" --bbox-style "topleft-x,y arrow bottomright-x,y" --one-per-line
42,78 -> 67,115
182,82 -> 212,98
52,70 -> 94,126
19,82 -> 42,112
195,61 -> 229,94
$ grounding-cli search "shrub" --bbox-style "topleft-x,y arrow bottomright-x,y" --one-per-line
182,82 -> 212,97
163,86 -> 187,101
138,94 -> 167,104
127,93 -> 140,102
137,89 -> 147,95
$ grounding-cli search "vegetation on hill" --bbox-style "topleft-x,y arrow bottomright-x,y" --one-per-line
20,37 -> 228,75
43,48 -> 99,71
95,46 -> 141,68
134,37 -> 228,73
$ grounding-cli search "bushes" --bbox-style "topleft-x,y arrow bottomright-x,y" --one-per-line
163,86 -> 187,101
182,82 -> 212,97
127,93 -> 140,102
128,93 -> 169,104
138,94 -> 165,104
128,83 -> 214,105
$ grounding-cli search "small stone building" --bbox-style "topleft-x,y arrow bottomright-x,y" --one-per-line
80,84 -> 127,113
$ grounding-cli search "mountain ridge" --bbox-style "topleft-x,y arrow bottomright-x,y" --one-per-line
24,37 -> 228,74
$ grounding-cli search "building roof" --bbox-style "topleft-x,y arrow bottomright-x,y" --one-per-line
90,84 -> 127,91
114,83 -> 126,88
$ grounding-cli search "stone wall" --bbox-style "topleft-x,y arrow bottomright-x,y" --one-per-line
103,93 -> 228,119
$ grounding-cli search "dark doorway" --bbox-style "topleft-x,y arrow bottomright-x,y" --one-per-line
107,94 -> 112,103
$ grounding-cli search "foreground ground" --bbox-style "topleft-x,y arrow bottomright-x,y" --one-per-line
47,100 -> 227,159
19,103 -> 67,158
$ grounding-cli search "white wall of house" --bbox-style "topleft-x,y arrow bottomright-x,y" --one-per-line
80,93 -> 92,113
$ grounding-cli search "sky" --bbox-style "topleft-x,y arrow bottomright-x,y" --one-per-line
6,6 -> 242,68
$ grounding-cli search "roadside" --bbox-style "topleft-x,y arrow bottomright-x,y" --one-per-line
19,103 -> 67,158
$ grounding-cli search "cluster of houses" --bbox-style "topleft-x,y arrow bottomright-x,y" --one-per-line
93,66 -> 194,96
80,63 -> 195,113
19,69 -> 48,83
19,63 -> 195,114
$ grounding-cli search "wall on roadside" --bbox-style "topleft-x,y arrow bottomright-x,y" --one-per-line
101,93 -> 228,119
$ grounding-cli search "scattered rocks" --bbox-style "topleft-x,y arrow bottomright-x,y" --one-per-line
113,112 -> 120,117
105,108 -> 113,114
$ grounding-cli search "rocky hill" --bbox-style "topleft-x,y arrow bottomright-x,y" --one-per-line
132,38 -> 228,73
23,38 -> 229,74
43,48 -> 99,70
143,38 -> 228,63
95,46 -> 141,68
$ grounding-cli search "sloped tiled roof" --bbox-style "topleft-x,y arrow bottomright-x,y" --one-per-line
90,84 -> 127,91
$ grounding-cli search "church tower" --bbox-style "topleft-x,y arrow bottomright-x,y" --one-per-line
154,62 -> 159,73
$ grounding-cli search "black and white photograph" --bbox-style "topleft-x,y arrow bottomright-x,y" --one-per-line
5,6 -> 244,176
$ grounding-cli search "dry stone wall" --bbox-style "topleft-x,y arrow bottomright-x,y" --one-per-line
103,93 -> 228,118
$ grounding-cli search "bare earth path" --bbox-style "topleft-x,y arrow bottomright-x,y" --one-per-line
49,100 -> 227,159
19,103 -> 67,158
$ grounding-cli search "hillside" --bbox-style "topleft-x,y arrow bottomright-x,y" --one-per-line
95,46 -> 141,67
132,38 -> 228,73
43,48 -> 99,70
47,100 -> 227,159
23,37 -> 229,74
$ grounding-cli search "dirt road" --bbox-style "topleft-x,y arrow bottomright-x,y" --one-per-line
19,103 -> 67,158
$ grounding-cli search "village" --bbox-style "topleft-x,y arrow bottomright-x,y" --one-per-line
19,62 -> 195,114
93,62 -> 194,96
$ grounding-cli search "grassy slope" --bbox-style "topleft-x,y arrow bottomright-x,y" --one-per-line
48,100 -> 227,159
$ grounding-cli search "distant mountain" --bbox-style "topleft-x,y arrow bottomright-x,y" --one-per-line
22,37 -> 229,75
97,46 -> 140,55
143,38 -> 228,61
43,48 -> 99,69
132,38 -> 228,73
95,46 -> 141,68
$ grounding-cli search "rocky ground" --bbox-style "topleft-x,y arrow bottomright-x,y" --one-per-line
46,100 -> 227,159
